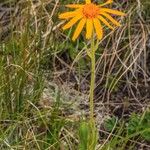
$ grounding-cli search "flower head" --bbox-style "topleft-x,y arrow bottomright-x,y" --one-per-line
59,0 -> 125,41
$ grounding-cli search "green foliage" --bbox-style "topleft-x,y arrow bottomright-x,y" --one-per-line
43,91 -> 67,149
104,116 -> 118,132
0,0 -> 149,149
79,120 -> 98,150
127,111 -> 150,140
79,121 -> 89,150
103,110 -> 150,149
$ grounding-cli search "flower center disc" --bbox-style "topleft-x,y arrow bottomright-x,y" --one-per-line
82,3 -> 99,19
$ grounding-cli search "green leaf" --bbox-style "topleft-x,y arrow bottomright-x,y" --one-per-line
79,121 -> 89,150
104,116 -> 117,132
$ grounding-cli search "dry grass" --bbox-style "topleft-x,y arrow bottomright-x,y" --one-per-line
0,0 -> 150,149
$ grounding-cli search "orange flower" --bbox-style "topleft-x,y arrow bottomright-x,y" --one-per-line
59,0 -> 125,41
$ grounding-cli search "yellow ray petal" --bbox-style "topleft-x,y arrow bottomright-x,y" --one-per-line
72,18 -> 86,41
86,19 -> 93,39
100,8 -> 125,16
59,9 -> 80,19
100,12 -> 121,26
62,15 -> 83,30
97,15 -> 114,30
99,0 -> 113,7
93,18 -> 103,40
86,0 -> 91,4
66,4 -> 83,8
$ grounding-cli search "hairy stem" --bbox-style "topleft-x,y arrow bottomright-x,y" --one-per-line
89,36 -> 96,121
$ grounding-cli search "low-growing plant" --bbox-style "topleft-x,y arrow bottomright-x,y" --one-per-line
59,0 -> 125,149
102,110 -> 150,149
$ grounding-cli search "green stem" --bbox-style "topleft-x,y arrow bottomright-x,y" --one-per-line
87,36 -> 98,150
89,37 -> 96,122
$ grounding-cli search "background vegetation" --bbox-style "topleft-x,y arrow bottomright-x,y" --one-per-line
0,0 -> 150,149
